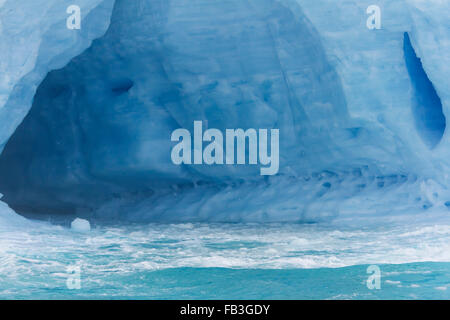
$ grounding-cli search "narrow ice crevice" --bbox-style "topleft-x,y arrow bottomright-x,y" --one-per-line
403,32 -> 445,149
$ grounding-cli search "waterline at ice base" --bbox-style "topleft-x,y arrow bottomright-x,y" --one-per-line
0,0 -> 449,299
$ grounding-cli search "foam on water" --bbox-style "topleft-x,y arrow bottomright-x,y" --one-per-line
1,219 -> 450,298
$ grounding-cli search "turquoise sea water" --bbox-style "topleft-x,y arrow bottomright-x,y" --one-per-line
1,222 -> 449,299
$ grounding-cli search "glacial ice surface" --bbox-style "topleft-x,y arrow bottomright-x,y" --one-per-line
0,0 -> 450,223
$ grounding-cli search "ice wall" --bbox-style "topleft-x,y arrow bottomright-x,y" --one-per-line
297,0 -> 450,171
0,0 -> 449,222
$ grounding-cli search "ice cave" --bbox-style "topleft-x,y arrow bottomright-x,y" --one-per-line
2,0 -> 450,301
0,0 -> 449,223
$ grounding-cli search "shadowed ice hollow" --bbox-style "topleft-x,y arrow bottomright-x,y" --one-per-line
0,0 -> 449,223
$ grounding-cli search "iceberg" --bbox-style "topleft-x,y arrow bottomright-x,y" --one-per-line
71,218 -> 91,232
0,0 -> 449,223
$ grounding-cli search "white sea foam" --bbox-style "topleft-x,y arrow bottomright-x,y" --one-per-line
1,220 -> 450,275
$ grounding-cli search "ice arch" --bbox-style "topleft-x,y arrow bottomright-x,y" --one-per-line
0,0 -> 350,217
